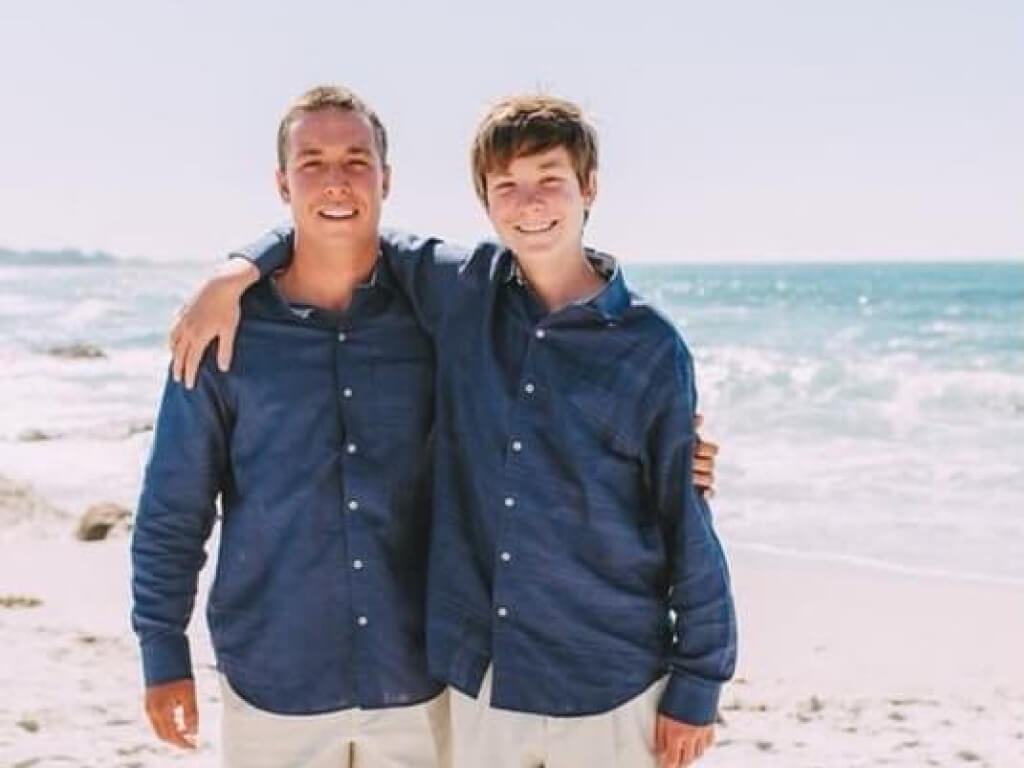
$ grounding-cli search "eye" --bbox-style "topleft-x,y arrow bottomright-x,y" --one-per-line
301,159 -> 322,170
540,176 -> 563,187
492,181 -> 515,195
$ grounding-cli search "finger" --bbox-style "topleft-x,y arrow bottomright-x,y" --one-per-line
696,438 -> 720,456
184,335 -> 208,390
694,413 -> 704,430
678,738 -> 695,767
171,337 -> 191,384
151,703 -> 185,748
169,327 -> 181,353
181,689 -> 199,745
694,457 -> 714,474
656,721 -> 673,768
216,324 -> 236,372
146,702 -> 170,743
696,728 -> 714,759
164,702 -> 195,750
168,308 -> 187,352
665,736 -> 685,768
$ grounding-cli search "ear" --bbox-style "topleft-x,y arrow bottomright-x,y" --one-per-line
381,164 -> 392,200
582,170 -> 598,208
275,168 -> 290,203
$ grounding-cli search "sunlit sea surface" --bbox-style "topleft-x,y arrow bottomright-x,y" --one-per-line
2,253 -> 1022,581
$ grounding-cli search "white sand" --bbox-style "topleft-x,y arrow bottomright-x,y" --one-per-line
2,519 -> 1022,767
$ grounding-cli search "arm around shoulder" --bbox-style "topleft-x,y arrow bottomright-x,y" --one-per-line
380,229 -> 500,335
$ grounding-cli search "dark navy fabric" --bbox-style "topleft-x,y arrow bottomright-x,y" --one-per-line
131,250 -> 442,714
242,227 -> 737,724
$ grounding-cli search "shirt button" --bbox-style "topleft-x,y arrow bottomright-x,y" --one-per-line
496,606 -> 509,618
346,443 -> 358,454
523,382 -> 536,395
511,440 -> 522,453
348,499 -> 359,511
337,331 -> 347,342
353,559 -> 364,570
504,496 -> 516,508
500,551 -> 512,563
535,328 -> 546,339
357,616 -> 368,627
342,387 -> 353,398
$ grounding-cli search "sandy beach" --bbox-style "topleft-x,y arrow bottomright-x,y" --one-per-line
3,486 -> 1022,768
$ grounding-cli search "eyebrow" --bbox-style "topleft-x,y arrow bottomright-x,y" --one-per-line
294,145 -> 373,158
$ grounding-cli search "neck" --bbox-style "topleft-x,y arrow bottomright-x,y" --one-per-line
515,245 -> 606,314
277,231 -> 378,312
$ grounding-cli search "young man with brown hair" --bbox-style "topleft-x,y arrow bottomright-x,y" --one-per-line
131,86 -> 449,768
170,90 -> 732,768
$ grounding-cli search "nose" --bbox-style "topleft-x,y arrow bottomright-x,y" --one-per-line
323,164 -> 351,195
517,184 -> 544,211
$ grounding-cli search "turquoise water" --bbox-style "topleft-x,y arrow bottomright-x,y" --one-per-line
2,256 -> 1023,579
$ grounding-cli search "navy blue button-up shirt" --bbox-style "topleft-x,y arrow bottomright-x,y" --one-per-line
244,228 -> 737,725
131,249 -> 442,714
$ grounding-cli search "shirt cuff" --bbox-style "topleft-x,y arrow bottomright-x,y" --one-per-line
657,671 -> 722,725
140,634 -> 193,687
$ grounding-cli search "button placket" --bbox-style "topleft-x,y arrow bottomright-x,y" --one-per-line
493,321 -> 547,638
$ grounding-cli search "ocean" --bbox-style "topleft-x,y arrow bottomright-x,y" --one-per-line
2,254 -> 1022,582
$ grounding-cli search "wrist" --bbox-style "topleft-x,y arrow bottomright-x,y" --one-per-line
213,256 -> 260,288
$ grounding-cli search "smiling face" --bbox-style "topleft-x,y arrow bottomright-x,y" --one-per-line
484,146 -> 596,259
275,107 -> 390,248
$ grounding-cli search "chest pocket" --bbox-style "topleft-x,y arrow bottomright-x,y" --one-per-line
560,373 -> 642,461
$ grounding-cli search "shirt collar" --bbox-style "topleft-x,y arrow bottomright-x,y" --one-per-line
501,248 -> 631,322
262,244 -> 393,321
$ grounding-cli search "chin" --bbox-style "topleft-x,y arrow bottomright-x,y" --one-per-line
510,233 -> 568,257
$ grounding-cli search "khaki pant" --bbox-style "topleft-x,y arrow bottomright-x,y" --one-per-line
450,667 -> 668,768
220,676 -> 451,768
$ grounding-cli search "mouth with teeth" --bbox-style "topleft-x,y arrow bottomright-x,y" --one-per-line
514,220 -> 558,234
318,206 -> 357,221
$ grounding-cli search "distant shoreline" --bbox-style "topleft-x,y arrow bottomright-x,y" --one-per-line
3,244 -> 1023,269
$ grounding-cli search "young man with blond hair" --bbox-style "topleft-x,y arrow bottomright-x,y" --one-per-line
169,89 -> 733,768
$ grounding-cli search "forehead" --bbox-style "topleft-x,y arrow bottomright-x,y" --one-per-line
287,108 -> 375,153
488,145 -> 575,177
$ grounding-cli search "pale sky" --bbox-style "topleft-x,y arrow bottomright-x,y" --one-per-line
1,0 -> 1021,262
